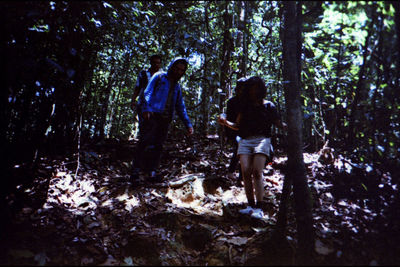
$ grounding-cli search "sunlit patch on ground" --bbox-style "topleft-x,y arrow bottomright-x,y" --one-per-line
165,174 -> 248,217
46,171 -> 98,215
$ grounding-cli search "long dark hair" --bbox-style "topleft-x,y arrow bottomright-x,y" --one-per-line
239,76 -> 266,110
235,77 -> 248,97
246,76 -> 267,100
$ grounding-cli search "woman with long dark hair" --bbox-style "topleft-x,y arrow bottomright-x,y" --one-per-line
218,76 -> 287,219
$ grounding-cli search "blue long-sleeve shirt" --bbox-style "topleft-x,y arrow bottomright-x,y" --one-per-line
139,72 -> 193,129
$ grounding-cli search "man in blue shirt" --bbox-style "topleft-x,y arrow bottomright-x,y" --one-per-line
131,57 -> 194,184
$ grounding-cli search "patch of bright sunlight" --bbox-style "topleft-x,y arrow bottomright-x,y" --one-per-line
46,172 -> 99,214
166,176 -> 225,216
101,192 -> 140,212
222,187 -> 247,205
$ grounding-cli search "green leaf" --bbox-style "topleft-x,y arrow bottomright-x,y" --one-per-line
147,11 -> 155,16
361,183 -> 368,191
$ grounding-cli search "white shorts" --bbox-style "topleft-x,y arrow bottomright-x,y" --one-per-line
237,136 -> 271,156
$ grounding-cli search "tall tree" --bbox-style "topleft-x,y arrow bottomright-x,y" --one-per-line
236,1 -> 248,77
220,2 -> 233,101
347,3 -> 374,149
281,1 -> 314,264
395,1 -> 400,70
96,55 -> 117,141
199,2 -> 212,136
218,1 -> 234,145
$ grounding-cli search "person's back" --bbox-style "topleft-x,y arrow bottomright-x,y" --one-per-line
136,69 -> 150,104
238,100 -> 279,139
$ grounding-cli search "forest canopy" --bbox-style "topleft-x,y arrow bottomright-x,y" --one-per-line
2,0 -> 399,171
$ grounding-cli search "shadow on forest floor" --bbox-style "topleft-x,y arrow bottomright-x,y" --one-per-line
0,135 -> 399,265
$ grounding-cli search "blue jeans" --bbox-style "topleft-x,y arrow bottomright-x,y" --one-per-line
132,113 -> 171,173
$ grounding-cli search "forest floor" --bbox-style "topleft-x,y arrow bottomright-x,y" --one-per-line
0,134 -> 399,266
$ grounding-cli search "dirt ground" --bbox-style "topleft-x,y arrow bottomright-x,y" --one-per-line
1,136 -> 399,266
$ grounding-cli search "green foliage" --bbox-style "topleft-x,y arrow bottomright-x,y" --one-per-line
301,1 -> 399,167
2,1 -> 399,170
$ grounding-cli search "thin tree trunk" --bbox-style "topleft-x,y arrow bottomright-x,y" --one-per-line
275,172 -> 292,234
238,1 -> 247,77
331,17 -> 344,144
109,53 -> 131,138
282,1 -> 314,264
393,1 -> 400,69
348,6 -> 373,149
371,13 -> 384,163
275,1 -> 291,234
242,1 -> 249,77
219,1 -> 233,147
220,1 -> 233,103
391,1 -> 400,158
97,59 -> 116,140
199,2 -> 211,136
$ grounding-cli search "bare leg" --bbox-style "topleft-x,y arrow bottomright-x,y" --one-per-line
240,154 -> 255,207
252,153 -> 267,205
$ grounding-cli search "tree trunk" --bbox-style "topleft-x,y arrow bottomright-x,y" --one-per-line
281,1 -> 314,264
392,1 -> 400,158
199,2 -> 211,136
219,1 -> 233,146
80,49 -> 98,140
331,20 -> 344,146
371,12 -> 384,163
394,1 -> 400,70
109,53 -> 132,138
237,1 -> 247,77
50,30 -> 84,154
347,5 -> 373,149
220,2 -> 233,102
97,59 -> 116,140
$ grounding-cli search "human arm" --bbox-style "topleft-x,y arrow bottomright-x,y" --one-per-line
140,74 -> 161,119
274,119 -> 288,131
264,100 -> 287,131
130,71 -> 145,111
130,86 -> 141,111
175,86 -> 193,131
218,113 -> 241,131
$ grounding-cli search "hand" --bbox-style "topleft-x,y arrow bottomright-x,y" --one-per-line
143,112 -> 152,120
217,116 -> 226,126
187,127 -> 194,136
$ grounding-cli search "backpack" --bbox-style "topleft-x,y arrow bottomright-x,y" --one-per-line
138,70 -> 149,101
